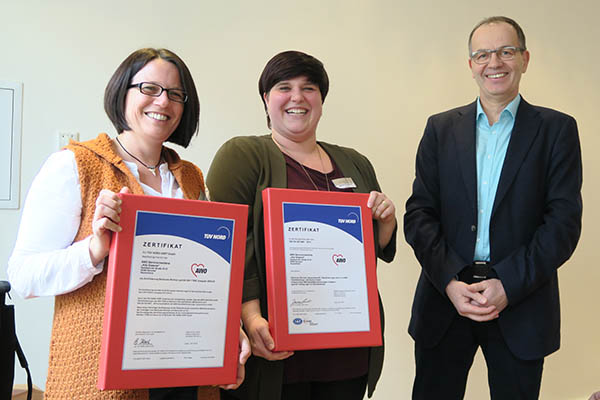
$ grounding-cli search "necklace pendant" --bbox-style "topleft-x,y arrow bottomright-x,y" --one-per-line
148,167 -> 157,176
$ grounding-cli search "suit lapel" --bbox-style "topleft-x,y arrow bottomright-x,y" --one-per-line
453,102 -> 478,211
492,99 -> 541,216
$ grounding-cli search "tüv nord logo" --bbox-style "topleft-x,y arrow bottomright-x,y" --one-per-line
332,253 -> 346,266
190,263 -> 207,277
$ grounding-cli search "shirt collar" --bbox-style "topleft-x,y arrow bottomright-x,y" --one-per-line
476,94 -> 521,124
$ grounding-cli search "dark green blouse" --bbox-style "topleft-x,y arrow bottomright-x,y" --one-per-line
207,135 -> 396,399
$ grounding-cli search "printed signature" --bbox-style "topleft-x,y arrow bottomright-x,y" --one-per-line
290,298 -> 312,307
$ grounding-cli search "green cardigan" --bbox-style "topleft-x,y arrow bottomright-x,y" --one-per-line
207,135 -> 396,400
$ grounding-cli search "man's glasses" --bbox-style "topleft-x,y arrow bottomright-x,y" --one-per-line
128,82 -> 188,103
470,46 -> 526,65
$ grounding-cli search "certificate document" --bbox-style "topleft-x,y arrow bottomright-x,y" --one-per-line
122,211 -> 233,370
263,188 -> 381,351
284,202 -> 369,334
98,194 -> 247,390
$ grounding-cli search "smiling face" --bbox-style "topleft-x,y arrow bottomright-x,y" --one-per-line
469,22 -> 530,106
124,58 -> 184,144
264,76 -> 323,143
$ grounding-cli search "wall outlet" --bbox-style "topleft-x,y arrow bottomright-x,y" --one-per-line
57,131 -> 79,150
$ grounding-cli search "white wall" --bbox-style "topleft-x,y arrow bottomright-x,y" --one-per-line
1,1 -> 598,398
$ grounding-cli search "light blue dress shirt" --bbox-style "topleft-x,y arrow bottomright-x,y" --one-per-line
473,94 -> 521,262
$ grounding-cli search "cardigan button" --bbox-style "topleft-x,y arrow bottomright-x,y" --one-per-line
471,225 -> 477,232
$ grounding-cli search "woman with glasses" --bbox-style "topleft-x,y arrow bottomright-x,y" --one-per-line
7,48 -> 249,400
207,50 -> 397,400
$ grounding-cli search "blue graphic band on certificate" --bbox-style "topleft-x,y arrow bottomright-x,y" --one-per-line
122,211 -> 235,370
135,211 -> 234,263
282,202 -> 370,335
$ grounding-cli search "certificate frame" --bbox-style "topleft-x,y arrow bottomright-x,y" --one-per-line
98,193 -> 248,390
262,188 -> 381,351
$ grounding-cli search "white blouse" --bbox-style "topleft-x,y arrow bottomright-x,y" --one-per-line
7,149 -> 188,299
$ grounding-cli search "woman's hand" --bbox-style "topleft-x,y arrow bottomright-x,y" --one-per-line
367,191 -> 397,248
89,187 -> 130,265
220,327 -> 251,390
241,299 -> 294,361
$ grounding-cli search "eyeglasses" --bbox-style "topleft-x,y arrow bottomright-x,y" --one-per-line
470,46 -> 526,65
128,82 -> 188,103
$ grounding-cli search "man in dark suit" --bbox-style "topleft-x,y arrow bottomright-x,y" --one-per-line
404,16 -> 582,399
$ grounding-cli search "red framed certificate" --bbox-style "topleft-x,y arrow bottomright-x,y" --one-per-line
98,193 -> 248,390
262,188 -> 381,351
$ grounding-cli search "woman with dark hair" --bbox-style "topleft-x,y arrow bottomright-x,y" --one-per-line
207,50 -> 397,400
8,48 -> 249,399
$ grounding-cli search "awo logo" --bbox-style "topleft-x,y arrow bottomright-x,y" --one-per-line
293,318 -> 303,325
332,253 -> 346,266
190,263 -> 207,277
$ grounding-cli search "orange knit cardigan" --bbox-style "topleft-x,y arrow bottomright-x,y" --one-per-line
43,133 -> 218,400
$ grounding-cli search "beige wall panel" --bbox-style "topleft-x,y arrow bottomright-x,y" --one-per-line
1,1 -> 597,398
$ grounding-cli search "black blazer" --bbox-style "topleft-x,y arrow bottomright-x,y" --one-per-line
404,98 -> 582,360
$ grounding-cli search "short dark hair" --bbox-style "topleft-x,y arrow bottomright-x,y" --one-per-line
468,16 -> 527,53
104,48 -> 200,148
258,50 -> 329,128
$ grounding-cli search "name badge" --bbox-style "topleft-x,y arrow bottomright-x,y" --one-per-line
332,177 -> 357,189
